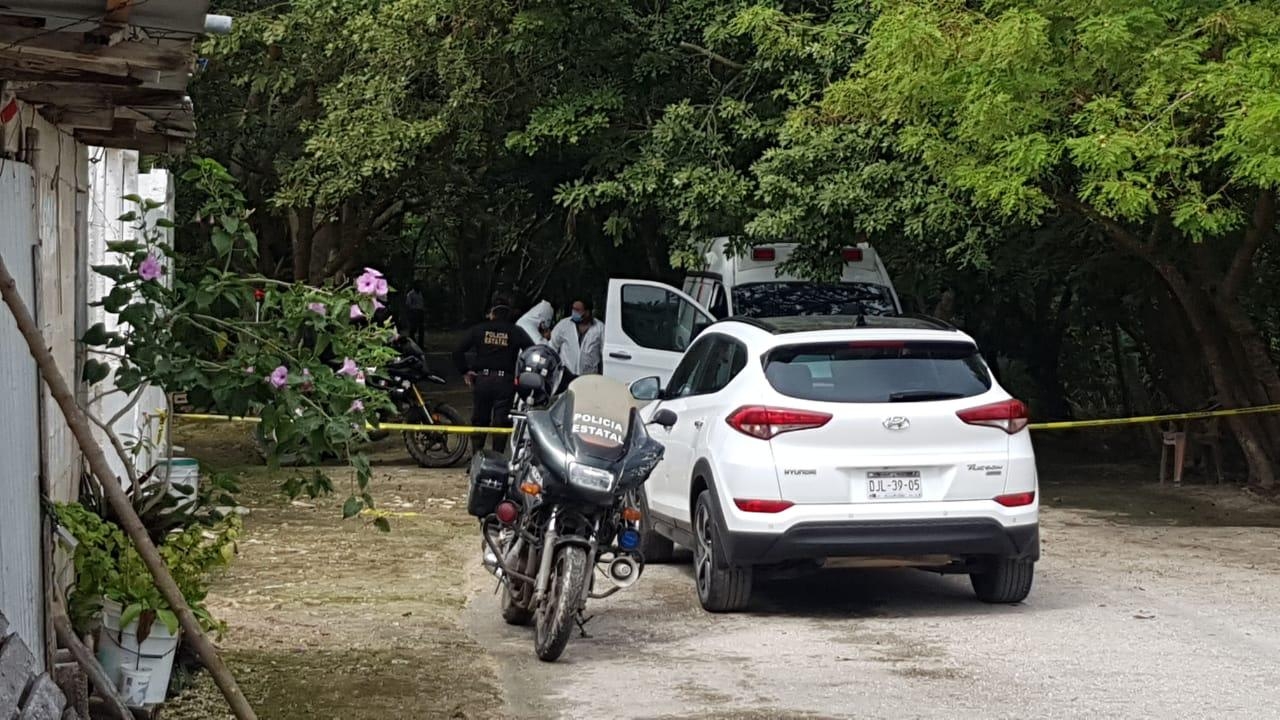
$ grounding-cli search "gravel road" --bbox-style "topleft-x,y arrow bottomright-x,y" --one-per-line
465,505 -> 1280,720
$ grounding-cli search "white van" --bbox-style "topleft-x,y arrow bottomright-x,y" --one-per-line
682,238 -> 901,319
602,239 -> 903,385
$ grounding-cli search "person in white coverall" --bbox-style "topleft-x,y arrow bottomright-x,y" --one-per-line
549,298 -> 604,375
516,299 -> 554,345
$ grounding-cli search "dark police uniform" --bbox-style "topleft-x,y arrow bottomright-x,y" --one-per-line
453,316 -> 532,453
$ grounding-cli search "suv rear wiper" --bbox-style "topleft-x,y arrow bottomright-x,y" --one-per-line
888,390 -> 965,402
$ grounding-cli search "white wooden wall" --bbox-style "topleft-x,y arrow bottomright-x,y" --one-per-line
85,148 -> 172,483
0,159 -> 47,669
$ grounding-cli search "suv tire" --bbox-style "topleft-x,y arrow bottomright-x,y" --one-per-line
638,486 -> 675,563
970,558 -> 1034,603
693,490 -> 752,612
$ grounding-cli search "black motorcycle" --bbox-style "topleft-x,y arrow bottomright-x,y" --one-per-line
468,373 -> 676,661
365,350 -> 470,468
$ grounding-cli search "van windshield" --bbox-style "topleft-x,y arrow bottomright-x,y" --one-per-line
732,282 -> 896,318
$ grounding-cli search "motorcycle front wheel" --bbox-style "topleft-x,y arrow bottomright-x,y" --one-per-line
403,403 -> 469,468
533,545 -> 589,662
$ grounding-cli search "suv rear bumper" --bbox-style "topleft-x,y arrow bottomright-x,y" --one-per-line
719,518 -> 1039,566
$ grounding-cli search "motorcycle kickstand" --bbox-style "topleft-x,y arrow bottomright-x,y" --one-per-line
575,611 -> 595,639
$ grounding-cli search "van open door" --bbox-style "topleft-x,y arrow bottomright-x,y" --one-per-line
603,279 -> 715,386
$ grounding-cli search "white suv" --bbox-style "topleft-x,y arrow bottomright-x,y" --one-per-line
625,314 -> 1039,612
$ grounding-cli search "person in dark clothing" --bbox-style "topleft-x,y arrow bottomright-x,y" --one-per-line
452,298 -> 532,453
403,284 -> 426,347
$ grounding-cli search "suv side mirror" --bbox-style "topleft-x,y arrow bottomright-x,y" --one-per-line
649,408 -> 678,429
629,376 -> 662,402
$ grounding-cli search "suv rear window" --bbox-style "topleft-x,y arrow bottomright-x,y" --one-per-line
763,341 -> 991,403
733,282 -> 896,318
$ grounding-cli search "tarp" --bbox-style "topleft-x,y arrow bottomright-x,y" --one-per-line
517,300 -> 554,345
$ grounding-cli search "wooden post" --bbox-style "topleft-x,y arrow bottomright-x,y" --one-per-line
0,254 -> 257,720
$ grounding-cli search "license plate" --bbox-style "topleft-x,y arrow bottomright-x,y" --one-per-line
866,470 -> 922,500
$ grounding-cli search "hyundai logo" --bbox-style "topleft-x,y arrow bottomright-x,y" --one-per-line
883,416 -> 911,431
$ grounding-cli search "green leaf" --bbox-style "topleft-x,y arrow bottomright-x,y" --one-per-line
374,517 -> 391,533
102,286 -> 133,313
122,194 -> 143,204
82,359 -> 111,385
143,198 -> 165,211
82,322 -> 110,346
156,609 -> 180,635
211,228 -> 233,257
117,211 -> 139,222
105,240 -> 141,254
155,218 -> 176,229
342,496 -> 363,519
361,492 -> 375,510
119,602 -> 144,630
92,264 -> 131,281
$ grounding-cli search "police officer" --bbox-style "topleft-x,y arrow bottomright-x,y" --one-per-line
453,296 -> 532,453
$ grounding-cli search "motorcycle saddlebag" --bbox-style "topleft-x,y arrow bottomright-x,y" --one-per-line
467,450 -> 510,518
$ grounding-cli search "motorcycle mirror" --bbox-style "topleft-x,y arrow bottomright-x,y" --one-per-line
649,408 -> 678,429
518,371 -> 545,392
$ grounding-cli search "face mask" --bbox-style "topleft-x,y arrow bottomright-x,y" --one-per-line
570,311 -> 583,323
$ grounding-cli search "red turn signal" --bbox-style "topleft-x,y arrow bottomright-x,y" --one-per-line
994,492 -> 1036,508
733,498 -> 794,514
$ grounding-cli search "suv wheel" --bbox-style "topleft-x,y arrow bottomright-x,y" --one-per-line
693,490 -> 751,612
638,486 -> 674,563
970,558 -> 1034,603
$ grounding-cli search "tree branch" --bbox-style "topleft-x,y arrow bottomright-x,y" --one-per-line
1222,189 -> 1275,300
1056,194 -> 1153,259
678,41 -> 745,70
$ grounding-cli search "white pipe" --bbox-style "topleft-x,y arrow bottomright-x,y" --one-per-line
204,14 -> 233,34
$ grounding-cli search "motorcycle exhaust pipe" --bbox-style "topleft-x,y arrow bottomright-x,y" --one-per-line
607,556 -> 640,588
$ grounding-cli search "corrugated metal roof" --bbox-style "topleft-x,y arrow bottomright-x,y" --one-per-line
0,0 -> 212,35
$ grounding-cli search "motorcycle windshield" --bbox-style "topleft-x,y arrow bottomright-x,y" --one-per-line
562,375 -> 636,462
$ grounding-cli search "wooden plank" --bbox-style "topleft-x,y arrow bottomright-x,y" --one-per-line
74,127 -> 186,154
0,27 -> 193,71
13,82 -> 185,108
37,106 -> 117,131
17,675 -> 66,720
0,54 -> 145,85
0,632 -> 38,717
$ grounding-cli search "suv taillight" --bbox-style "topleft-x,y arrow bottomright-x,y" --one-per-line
957,399 -> 1029,435
726,406 -> 832,440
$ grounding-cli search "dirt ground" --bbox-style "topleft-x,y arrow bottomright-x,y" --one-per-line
163,422 -> 503,720
163,422 -> 1280,720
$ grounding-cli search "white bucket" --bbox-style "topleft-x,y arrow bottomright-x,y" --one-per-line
154,457 -> 200,508
96,600 -> 179,706
119,667 -> 151,707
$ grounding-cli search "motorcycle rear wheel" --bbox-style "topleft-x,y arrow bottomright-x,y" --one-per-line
403,403 -> 469,468
533,545 -> 588,662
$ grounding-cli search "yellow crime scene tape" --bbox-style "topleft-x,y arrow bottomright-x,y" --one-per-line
174,412 -> 513,434
174,402 -> 1280,436
1028,403 -> 1280,431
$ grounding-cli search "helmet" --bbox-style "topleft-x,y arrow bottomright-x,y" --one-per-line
518,344 -> 562,379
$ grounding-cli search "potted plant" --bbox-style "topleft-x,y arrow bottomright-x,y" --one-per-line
54,502 -> 238,706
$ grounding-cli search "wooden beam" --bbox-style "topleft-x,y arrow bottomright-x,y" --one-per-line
37,105 -> 116,131
74,127 -> 185,154
0,27 -> 193,71
14,82 -> 185,108
0,54 -> 144,85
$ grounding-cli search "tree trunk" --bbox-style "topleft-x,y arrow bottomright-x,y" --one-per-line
1154,262 -> 1276,487
0,256 -> 257,719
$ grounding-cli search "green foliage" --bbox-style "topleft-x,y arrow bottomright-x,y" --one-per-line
84,158 -> 398,521
54,502 -> 239,639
